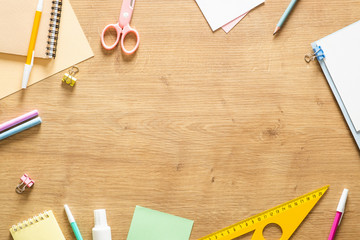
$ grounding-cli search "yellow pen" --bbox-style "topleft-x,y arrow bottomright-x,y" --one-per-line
22,0 -> 43,89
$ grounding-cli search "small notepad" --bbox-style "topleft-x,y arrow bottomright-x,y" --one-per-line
127,206 -> 194,240
9,210 -> 65,240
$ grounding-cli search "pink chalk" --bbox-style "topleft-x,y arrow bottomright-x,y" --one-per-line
0,110 -> 39,132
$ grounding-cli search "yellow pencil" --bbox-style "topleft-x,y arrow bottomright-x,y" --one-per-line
22,0 -> 43,89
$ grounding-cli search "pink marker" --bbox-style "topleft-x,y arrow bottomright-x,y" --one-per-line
328,188 -> 348,240
0,110 -> 39,132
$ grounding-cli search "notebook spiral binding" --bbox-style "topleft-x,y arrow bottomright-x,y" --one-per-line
46,0 -> 63,58
11,211 -> 50,232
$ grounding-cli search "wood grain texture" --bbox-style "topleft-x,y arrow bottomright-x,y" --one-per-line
1,0 -> 360,239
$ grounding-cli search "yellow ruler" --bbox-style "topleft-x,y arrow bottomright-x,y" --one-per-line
198,185 -> 329,240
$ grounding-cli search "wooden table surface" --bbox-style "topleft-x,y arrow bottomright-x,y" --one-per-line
1,0 -> 360,239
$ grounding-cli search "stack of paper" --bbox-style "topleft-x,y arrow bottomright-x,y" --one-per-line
311,20 -> 360,149
195,0 -> 265,33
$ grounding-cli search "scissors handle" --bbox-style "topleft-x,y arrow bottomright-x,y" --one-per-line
121,25 -> 140,55
101,23 -> 122,50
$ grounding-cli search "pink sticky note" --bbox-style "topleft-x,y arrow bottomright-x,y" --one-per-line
222,12 -> 248,33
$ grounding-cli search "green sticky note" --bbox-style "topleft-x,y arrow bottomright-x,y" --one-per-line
127,206 -> 194,240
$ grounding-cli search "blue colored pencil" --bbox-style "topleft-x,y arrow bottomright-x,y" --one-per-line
0,116 -> 42,140
273,0 -> 299,35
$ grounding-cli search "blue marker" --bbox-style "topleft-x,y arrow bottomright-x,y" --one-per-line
0,116 -> 42,140
64,205 -> 83,240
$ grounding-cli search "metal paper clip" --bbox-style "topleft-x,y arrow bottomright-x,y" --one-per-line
62,66 -> 79,86
16,173 -> 35,194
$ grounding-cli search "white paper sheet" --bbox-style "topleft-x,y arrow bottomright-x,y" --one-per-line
222,12 -> 248,33
316,20 -> 360,132
195,0 -> 264,31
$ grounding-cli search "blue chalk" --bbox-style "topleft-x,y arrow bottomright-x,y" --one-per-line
0,116 -> 42,140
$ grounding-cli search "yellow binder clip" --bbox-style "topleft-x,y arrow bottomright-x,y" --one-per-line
62,66 -> 79,87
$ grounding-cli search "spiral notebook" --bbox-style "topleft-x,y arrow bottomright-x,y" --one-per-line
0,0 -> 62,58
0,0 -> 94,99
9,210 -> 65,240
309,20 -> 360,149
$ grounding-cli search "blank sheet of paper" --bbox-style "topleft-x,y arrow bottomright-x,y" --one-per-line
316,20 -> 360,132
195,0 -> 264,31
126,206 -> 194,240
222,12 -> 248,33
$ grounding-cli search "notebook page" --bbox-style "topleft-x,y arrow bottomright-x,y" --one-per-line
316,20 -> 360,132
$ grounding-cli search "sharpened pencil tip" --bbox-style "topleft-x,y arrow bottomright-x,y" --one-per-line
273,26 -> 280,36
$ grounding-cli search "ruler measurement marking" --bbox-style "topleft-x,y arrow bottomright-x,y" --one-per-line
198,186 -> 328,240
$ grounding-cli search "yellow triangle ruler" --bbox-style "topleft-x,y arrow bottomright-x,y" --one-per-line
198,185 -> 329,240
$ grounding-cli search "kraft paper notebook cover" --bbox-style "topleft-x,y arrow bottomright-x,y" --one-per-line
0,0 -> 94,99
9,210 -> 65,240
310,20 -> 360,149
0,0 -> 61,58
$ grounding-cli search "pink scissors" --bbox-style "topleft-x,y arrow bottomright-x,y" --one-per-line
101,0 -> 140,54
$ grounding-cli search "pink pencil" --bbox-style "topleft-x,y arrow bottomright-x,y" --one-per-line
328,189 -> 348,240
0,110 -> 39,132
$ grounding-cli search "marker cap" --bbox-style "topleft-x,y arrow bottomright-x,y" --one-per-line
22,64 -> 33,89
336,188 -> 349,213
64,204 -> 75,223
